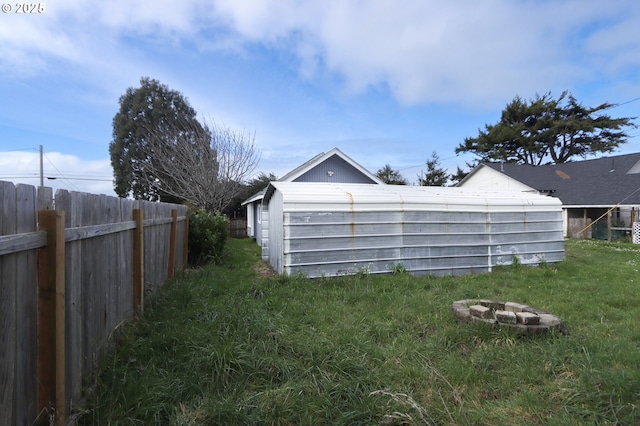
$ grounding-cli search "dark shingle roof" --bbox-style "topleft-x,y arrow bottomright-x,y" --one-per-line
482,153 -> 640,206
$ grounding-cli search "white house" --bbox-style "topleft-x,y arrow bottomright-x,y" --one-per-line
458,153 -> 640,239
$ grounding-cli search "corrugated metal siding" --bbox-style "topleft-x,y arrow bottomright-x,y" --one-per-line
293,155 -> 377,183
260,205 -> 269,260
267,191 -> 284,272
266,182 -> 565,278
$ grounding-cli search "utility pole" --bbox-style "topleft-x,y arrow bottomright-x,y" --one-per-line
39,144 -> 44,187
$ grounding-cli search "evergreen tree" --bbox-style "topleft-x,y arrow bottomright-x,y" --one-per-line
376,164 -> 408,185
418,152 -> 449,186
456,91 -> 636,165
109,77 -> 205,201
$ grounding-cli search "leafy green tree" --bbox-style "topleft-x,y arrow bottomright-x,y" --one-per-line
376,164 -> 408,185
109,77 -> 206,201
456,91 -> 636,165
418,151 -> 449,186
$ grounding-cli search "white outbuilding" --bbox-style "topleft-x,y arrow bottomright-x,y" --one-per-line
263,182 -> 565,278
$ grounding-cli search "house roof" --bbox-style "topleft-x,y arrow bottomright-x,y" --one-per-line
463,153 -> 640,206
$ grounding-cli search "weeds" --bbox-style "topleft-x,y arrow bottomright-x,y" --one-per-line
369,390 -> 433,425
391,262 -> 408,275
77,238 -> 640,425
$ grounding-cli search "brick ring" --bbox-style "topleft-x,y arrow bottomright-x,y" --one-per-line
451,299 -> 568,335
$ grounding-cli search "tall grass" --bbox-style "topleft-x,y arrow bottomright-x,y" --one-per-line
77,238 -> 640,425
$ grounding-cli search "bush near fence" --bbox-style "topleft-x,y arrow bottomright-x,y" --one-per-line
0,181 -> 188,426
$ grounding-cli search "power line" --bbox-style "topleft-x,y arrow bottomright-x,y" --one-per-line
45,176 -> 113,182
615,97 -> 640,108
0,147 -> 39,153
42,152 -> 81,191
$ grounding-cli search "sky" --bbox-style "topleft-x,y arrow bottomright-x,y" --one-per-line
1,0 -> 640,196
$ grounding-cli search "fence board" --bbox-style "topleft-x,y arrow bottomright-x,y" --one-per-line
37,186 -> 53,211
79,192 -> 93,379
95,194 -> 107,370
0,181 -> 17,425
133,209 -> 144,315
15,184 -> 38,424
105,196 -> 118,357
59,190 -> 84,411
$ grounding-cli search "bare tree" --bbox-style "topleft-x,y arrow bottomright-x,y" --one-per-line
140,117 -> 260,213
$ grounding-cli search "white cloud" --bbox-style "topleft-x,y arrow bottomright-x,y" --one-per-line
0,151 -> 115,196
206,0 -> 640,107
583,16 -> 640,77
3,0 -> 639,108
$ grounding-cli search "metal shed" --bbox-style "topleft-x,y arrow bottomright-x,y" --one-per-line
241,148 -> 382,256
263,182 -> 565,277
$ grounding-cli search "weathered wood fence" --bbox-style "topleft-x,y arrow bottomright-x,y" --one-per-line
0,182 -> 189,425
229,217 -> 248,238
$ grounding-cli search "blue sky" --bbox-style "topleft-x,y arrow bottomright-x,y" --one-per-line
1,0 -> 639,196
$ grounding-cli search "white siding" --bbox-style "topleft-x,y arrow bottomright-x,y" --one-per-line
265,182 -> 565,278
459,166 -> 535,192
246,202 -> 255,238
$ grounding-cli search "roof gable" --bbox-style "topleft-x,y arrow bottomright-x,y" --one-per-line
279,147 -> 383,184
242,147 -> 382,205
457,164 -> 537,192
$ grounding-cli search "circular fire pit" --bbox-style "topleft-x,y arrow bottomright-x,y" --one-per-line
451,299 -> 567,335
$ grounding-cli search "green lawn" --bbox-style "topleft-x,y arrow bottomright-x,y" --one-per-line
77,238 -> 640,425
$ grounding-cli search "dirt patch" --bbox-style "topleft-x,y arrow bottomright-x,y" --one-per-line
255,260 -> 277,277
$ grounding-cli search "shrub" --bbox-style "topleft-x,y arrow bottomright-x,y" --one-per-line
391,262 -> 407,275
188,209 -> 229,266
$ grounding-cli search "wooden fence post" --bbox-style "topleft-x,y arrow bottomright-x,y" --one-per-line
183,211 -> 189,268
133,209 -> 144,316
37,210 -> 65,425
168,210 -> 177,279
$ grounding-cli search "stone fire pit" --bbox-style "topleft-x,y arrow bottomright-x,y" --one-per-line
451,299 -> 567,335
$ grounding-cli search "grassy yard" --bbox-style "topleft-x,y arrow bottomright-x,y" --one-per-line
76,238 -> 640,425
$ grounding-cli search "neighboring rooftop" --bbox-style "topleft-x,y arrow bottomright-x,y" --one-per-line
470,153 -> 640,206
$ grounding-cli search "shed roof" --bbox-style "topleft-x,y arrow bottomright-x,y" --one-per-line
265,182 -> 562,212
241,188 -> 266,206
461,153 -> 640,206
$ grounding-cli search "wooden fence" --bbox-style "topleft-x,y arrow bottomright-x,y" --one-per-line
229,217 -> 247,238
0,182 -> 189,425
